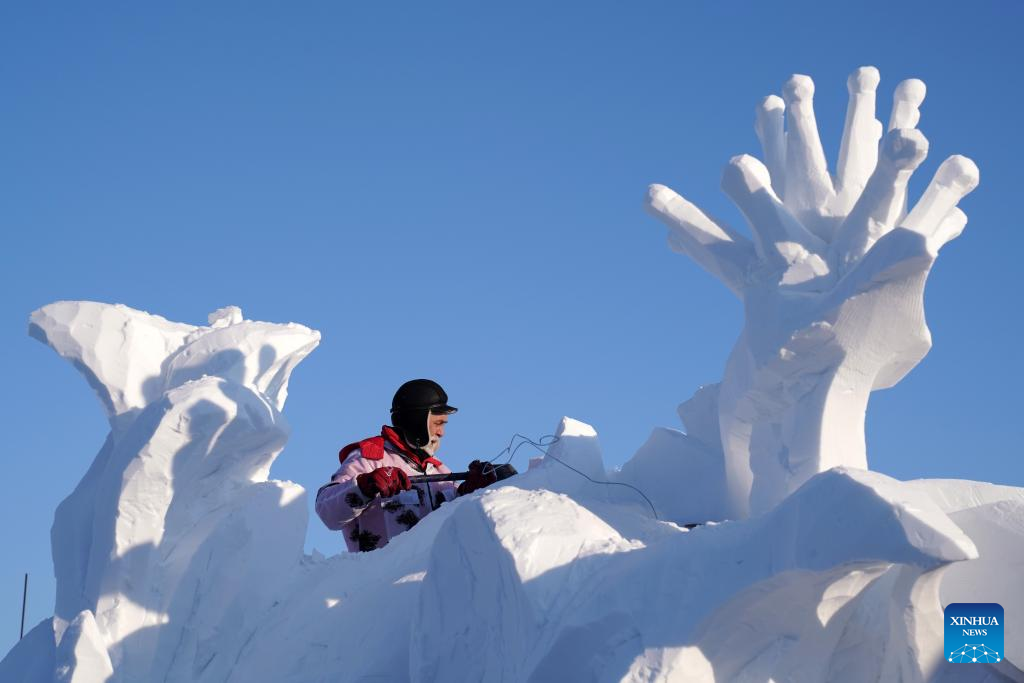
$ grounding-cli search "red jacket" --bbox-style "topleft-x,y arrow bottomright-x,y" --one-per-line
315,426 -> 458,552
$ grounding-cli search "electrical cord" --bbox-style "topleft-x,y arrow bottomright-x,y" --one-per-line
483,433 -> 660,521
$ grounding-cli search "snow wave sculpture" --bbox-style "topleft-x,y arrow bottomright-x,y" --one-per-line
643,67 -> 980,518
15,302 -> 319,682
3,303 -> 1022,681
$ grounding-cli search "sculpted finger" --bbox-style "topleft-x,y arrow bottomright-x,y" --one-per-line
755,95 -> 786,196
901,155 -> 980,236
721,154 -> 826,263
782,74 -> 836,239
931,207 -> 968,249
833,128 -> 929,272
646,183 -> 755,297
888,79 -> 926,132
835,66 -> 883,211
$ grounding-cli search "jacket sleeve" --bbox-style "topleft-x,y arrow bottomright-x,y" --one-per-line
430,463 -> 459,505
315,451 -> 378,530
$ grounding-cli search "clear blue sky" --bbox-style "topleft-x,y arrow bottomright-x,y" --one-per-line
2,1 -> 1021,656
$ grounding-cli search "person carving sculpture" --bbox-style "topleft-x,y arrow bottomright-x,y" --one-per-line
315,379 -> 498,552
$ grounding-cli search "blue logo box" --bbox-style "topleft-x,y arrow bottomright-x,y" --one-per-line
945,603 -> 1004,664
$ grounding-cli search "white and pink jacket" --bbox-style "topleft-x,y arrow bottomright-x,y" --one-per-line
315,426 -> 458,552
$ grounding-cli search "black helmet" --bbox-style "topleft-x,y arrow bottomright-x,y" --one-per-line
390,379 -> 457,449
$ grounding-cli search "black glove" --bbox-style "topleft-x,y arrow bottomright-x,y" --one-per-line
457,460 -> 499,496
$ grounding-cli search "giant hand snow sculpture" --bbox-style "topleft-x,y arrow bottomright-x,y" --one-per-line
24,302 -> 319,682
645,67 -> 979,517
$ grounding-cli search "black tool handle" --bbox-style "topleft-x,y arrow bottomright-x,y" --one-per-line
409,463 -> 517,484
408,472 -> 460,483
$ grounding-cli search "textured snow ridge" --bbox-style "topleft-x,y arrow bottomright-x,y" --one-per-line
221,422 -> 1019,683
4,304 -> 1022,683
413,462 -> 988,683
7,301 -> 318,683
644,67 -> 980,518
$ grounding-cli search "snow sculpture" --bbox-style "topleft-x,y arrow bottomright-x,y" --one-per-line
644,67 -> 980,517
21,302 -> 319,682
5,68 -> 1019,683
412,424 -> 1024,682
4,340 -> 1021,681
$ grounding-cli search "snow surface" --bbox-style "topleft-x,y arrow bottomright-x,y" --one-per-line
4,67 -> 1019,682
2,302 -> 1021,682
